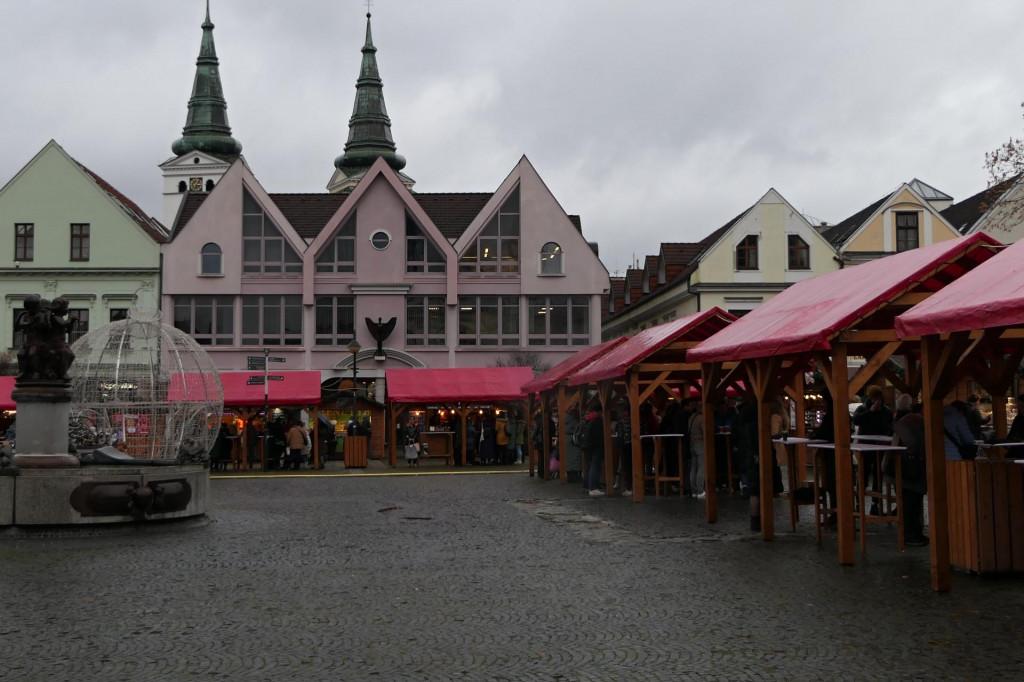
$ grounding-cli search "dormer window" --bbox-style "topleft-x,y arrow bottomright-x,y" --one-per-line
896,212 -> 919,252
206,179 -> 215,192
736,235 -> 759,270
200,242 -> 223,275
539,242 -> 563,275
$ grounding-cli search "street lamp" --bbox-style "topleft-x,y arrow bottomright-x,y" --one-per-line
348,339 -> 361,428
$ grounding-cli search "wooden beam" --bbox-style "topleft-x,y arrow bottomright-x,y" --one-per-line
889,292 -> 933,307
701,363 -> 718,523
635,362 -> 701,374
638,370 -> 671,403
849,341 -> 901,396
837,329 -> 900,343
628,371 -> 644,503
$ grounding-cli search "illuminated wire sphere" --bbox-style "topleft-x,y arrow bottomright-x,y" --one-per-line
68,307 -> 224,461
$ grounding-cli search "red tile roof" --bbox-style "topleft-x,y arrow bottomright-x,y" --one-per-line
75,162 -> 167,243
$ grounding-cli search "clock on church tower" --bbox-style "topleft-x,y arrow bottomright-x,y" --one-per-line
189,177 -> 203,192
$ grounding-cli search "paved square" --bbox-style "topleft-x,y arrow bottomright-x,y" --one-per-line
1,470 -> 1022,680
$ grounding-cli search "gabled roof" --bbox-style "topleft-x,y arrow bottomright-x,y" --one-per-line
75,162 -> 168,243
820,195 -> 888,247
270,194 -> 347,240
895,235 -> 1013,337
624,268 -> 644,305
522,336 -> 629,394
413,193 -> 492,240
642,255 -> 660,292
606,277 -> 626,317
689,233 -> 1000,363
940,177 -> 1017,234
172,193 -> 210,238
570,308 -> 735,386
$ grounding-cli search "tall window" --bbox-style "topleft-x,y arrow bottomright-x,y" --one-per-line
406,296 -> 445,346
241,295 -> 302,346
896,212 -> 919,252
406,213 -> 445,273
173,295 -> 234,346
200,243 -> 222,275
68,309 -> 89,344
316,215 -> 356,273
736,235 -> 758,270
539,242 -> 563,275
242,190 -> 302,274
314,296 -> 355,346
14,224 -> 33,261
109,308 -> 129,322
459,296 -> 519,346
787,235 -> 810,270
70,224 -> 90,262
527,295 -> 589,346
459,185 -> 520,274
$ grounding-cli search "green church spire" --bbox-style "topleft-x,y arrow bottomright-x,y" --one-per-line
171,0 -> 242,158
334,12 -> 406,175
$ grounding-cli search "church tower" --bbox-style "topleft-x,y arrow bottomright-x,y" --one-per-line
160,1 -> 243,226
327,11 -> 414,193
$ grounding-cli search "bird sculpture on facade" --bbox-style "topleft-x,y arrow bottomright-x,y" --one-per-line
365,316 -> 397,358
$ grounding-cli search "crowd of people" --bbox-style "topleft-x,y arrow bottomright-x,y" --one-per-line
547,386 -> 1022,548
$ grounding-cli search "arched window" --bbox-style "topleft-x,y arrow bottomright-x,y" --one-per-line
201,242 -> 223,275
178,181 -> 187,193
206,179 -> 215,192
539,242 -> 563,275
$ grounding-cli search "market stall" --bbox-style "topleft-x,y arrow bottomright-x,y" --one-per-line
688,232 -> 1000,584
386,367 -> 535,468
521,336 -> 628,481
896,234 -> 1024,584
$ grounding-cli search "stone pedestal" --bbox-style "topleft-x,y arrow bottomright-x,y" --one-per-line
11,381 -> 79,469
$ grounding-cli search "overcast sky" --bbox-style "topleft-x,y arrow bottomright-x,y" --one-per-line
3,1 -> 1024,276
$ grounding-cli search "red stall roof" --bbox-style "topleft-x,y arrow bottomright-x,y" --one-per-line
569,308 -> 735,386
688,234 -> 1000,363
521,336 -> 629,395
0,376 -> 13,411
387,367 -> 535,404
896,237 -> 1019,337
220,371 -> 323,407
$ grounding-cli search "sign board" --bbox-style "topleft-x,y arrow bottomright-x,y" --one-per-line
247,377 -> 265,385
247,358 -> 265,370
267,357 -> 286,363
268,375 -> 285,381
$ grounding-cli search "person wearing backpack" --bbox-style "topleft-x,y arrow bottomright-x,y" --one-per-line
584,403 -> 606,497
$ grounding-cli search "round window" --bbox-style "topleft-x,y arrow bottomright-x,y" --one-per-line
370,230 -> 391,250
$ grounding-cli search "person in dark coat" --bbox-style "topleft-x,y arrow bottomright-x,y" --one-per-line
852,385 -> 894,512
584,403 -> 606,496
892,402 -> 929,546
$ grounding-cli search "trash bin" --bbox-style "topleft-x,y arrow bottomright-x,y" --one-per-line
344,435 -> 368,468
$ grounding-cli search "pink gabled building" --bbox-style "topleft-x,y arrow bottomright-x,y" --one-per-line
159,8 -> 609,399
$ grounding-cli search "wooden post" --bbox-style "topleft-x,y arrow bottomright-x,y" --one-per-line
312,405 -> 320,469
557,385 -> 569,483
701,362 -> 718,522
755,359 -> 776,540
600,381 -> 614,496
628,371 -> 642,502
831,344 -> 856,565
922,334 -> 952,592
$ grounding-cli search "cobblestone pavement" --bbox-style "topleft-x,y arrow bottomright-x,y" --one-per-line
2,468 -> 1023,681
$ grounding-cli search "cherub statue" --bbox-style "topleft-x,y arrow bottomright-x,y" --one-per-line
365,316 -> 397,357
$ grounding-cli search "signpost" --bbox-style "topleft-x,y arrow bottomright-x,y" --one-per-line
247,350 -> 286,471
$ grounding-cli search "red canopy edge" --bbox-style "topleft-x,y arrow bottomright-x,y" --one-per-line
219,371 -> 322,407
0,376 -> 13,411
386,367 -> 535,404
568,308 -> 735,386
896,237 -> 1015,337
688,234 -> 1000,363
521,336 -> 629,395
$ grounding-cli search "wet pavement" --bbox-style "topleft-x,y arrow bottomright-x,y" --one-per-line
1,465 -> 1022,681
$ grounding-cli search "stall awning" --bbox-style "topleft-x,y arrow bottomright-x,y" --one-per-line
688,234 -> 1000,363
521,336 -> 628,395
569,308 -> 735,386
386,367 -> 535,404
220,371 -> 323,407
896,237 -> 1019,337
0,376 -> 13,411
